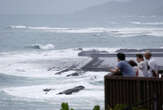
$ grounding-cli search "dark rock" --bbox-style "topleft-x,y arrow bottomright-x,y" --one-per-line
74,48 -> 83,51
48,66 -> 56,71
66,71 -> 85,77
57,86 -> 85,95
43,88 -> 55,94
55,65 -> 77,75
66,72 -> 80,77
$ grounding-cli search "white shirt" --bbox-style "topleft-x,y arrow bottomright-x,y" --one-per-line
137,61 -> 148,77
147,58 -> 158,77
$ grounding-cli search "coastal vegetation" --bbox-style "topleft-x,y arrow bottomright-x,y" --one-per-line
60,103 -> 147,110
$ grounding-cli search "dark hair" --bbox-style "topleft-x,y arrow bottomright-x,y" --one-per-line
117,53 -> 125,60
128,60 -> 137,67
136,54 -> 144,59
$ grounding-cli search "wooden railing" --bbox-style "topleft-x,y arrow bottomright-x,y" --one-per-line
104,76 -> 163,110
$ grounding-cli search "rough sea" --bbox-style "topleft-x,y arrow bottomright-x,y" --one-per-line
0,15 -> 163,110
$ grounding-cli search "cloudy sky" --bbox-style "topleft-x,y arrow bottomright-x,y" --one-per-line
0,0 -> 130,15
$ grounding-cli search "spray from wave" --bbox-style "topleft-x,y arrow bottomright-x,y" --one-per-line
28,44 -> 55,50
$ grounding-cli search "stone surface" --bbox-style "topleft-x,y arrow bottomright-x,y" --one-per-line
57,86 -> 85,95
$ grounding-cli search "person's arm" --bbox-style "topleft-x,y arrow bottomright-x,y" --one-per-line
109,62 -> 122,76
109,67 -> 120,73
149,60 -> 159,77
109,67 -> 121,75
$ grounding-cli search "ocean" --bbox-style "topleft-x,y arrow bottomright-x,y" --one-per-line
0,15 -> 163,110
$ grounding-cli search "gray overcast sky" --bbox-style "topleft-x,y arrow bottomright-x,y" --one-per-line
0,0 -> 115,15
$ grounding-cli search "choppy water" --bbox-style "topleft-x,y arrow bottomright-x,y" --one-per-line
0,15 -> 163,110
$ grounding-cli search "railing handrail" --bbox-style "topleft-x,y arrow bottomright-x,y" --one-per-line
104,75 -> 163,110
105,75 -> 163,81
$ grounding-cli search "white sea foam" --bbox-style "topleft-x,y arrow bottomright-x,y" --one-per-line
2,79 -> 105,110
2,71 -> 107,106
111,28 -> 163,37
0,47 -> 117,109
2,71 -> 107,99
8,25 -> 163,37
131,21 -> 163,25
9,25 -> 27,29
0,47 -> 116,78
0,49 -> 92,78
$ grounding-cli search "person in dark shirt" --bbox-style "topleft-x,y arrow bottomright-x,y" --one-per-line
109,53 -> 136,76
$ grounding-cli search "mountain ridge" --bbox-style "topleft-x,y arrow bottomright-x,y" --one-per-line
72,0 -> 163,18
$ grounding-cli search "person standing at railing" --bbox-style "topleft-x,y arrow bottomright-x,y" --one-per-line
109,53 -> 136,76
128,60 -> 139,76
136,54 -> 148,77
144,51 -> 159,77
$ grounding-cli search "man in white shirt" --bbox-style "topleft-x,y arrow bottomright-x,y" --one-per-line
144,51 -> 159,77
136,54 -> 148,77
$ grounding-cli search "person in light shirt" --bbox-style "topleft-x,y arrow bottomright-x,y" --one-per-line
144,51 -> 159,77
136,54 -> 148,77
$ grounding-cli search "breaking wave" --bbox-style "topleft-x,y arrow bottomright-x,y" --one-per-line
131,21 -> 163,25
0,48 -> 92,77
28,44 -> 55,50
8,25 -> 163,37
9,25 -> 27,29
0,48 -> 107,109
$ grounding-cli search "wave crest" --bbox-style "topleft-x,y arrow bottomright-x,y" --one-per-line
9,25 -> 27,29
29,44 -> 55,50
8,25 -> 163,37
131,21 -> 163,25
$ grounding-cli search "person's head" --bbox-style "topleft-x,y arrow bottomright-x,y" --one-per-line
128,60 -> 137,67
117,53 -> 125,61
144,51 -> 152,60
136,54 -> 144,63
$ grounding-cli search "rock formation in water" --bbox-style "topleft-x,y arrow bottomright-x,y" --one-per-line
66,71 -> 85,77
55,65 -> 77,75
43,88 -> 55,94
57,86 -> 85,95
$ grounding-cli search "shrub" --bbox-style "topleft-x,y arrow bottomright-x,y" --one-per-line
60,102 -> 74,110
60,103 -> 147,110
93,105 -> 100,110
